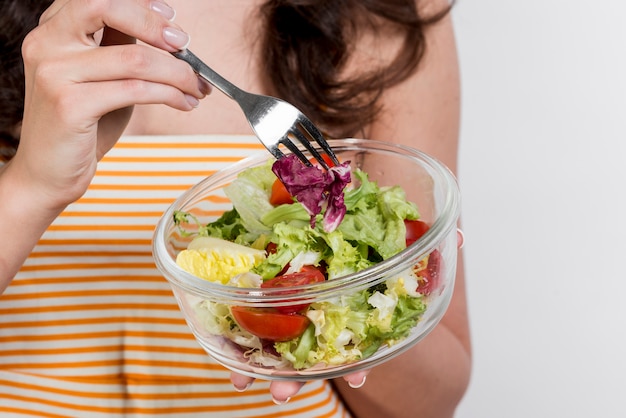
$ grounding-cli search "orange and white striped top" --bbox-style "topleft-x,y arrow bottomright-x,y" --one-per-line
0,135 -> 350,418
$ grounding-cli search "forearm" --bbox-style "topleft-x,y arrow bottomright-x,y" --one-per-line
0,0 -> 206,291
0,161 -> 65,292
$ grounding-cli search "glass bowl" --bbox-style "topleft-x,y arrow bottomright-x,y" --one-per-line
153,138 -> 461,381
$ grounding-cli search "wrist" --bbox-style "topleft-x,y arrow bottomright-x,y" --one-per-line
0,159 -> 68,226
0,161 -> 69,291
5,146 -> 89,211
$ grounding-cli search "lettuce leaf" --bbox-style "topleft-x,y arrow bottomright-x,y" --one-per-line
338,170 -> 420,259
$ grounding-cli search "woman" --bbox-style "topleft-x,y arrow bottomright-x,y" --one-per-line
0,0 -> 470,416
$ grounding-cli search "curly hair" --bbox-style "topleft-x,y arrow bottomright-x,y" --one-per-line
0,0 -> 452,161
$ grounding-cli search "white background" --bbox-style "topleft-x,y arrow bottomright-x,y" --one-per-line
453,1 -> 626,417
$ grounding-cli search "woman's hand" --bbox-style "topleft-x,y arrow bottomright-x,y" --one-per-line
15,0 -> 209,211
230,370 -> 369,404
0,0 -> 209,289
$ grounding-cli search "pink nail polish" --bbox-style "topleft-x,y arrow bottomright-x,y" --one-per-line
163,27 -> 190,50
348,376 -> 367,389
150,1 -> 176,21
185,94 -> 199,108
198,77 -> 212,95
234,382 -> 251,393
272,396 -> 291,405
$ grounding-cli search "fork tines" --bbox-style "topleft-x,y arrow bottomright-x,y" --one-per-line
279,119 -> 339,170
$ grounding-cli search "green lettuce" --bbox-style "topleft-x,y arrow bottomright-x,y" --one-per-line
274,283 -> 427,369
180,162 -> 430,370
338,170 -> 420,259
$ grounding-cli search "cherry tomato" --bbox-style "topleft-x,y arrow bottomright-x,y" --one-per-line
261,266 -> 326,314
269,179 -> 293,206
231,306 -> 310,342
405,219 -> 430,246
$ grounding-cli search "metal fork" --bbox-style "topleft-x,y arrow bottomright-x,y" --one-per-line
173,49 -> 338,169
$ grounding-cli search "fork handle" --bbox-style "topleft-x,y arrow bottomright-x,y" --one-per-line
172,49 -> 242,100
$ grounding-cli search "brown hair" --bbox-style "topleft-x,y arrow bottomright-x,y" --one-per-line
259,0 -> 453,138
0,0 -> 452,161
0,0 -> 53,161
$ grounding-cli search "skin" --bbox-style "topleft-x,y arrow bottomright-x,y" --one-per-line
0,0 -> 470,416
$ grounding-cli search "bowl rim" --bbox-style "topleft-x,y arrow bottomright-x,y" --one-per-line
152,137 -> 461,302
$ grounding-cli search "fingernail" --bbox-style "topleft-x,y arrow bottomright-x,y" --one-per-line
348,376 -> 367,389
234,382 -> 251,393
163,27 -> 190,50
150,1 -> 176,21
198,77 -> 212,95
185,94 -> 199,108
272,396 -> 291,405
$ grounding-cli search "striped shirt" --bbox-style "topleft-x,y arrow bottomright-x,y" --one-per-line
0,135 -> 350,418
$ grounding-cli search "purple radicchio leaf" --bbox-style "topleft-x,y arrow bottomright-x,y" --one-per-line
272,154 -> 351,232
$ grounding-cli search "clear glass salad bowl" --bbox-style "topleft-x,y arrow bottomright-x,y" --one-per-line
153,138 -> 461,381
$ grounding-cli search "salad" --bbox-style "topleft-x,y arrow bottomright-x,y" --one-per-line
173,154 -> 441,370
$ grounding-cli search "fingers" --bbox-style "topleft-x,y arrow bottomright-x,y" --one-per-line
230,373 -> 254,393
22,46 -> 206,133
22,2 -> 210,118
457,229 -> 465,249
230,371 -> 370,405
76,43 -> 197,87
269,380 -> 305,405
343,370 -> 369,389
47,0 -> 188,51
42,1 -> 171,49
16,0 -> 207,204
57,42 -> 208,100
38,0 -> 71,25
229,373 -> 305,405
147,0 -> 176,22
67,79 -> 202,123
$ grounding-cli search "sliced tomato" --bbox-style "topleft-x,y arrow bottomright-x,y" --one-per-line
405,219 -> 430,246
261,266 -> 326,314
404,220 -> 442,294
269,179 -> 293,206
303,263 -> 328,278
415,249 -> 442,295
231,306 -> 310,342
262,266 -> 325,288
310,154 -> 336,168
